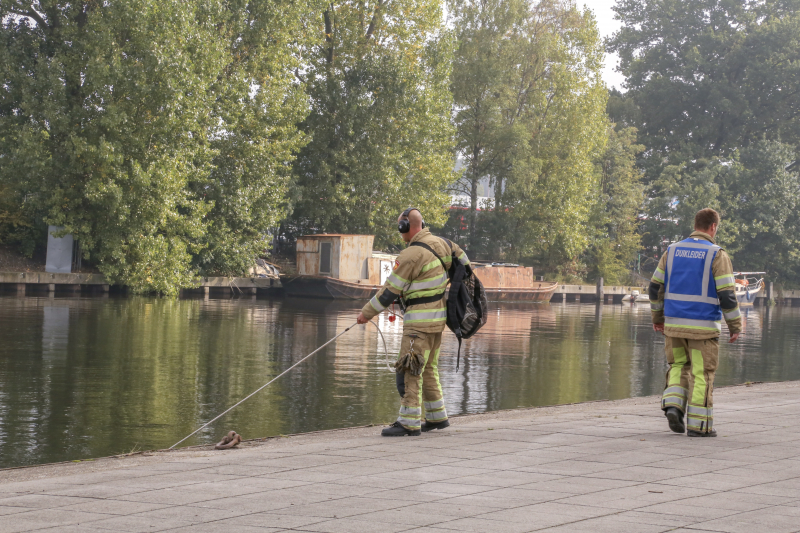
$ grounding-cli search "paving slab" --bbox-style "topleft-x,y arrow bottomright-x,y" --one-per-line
1,380 -> 799,533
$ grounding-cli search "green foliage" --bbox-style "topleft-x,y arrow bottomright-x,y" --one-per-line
647,141 -> 800,283
0,181 -> 39,256
0,0 -> 314,294
609,0 -> 800,173
722,142 -> 800,282
611,0 -> 800,285
193,0 -> 317,277
287,0 -> 455,248
448,0 -> 608,268
586,126 -> 644,285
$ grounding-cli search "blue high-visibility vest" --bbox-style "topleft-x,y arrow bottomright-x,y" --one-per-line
662,238 -> 723,333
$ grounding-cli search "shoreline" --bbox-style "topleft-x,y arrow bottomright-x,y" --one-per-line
0,379 -> 791,483
1,379 -> 798,532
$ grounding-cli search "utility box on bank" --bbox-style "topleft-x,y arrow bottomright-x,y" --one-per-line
296,235 -> 375,281
45,225 -> 73,274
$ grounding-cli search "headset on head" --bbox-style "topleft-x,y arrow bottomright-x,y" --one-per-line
398,207 -> 426,234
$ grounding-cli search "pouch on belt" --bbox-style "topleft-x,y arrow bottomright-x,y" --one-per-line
395,335 -> 425,376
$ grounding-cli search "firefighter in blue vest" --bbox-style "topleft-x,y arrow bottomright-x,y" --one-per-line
648,208 -> 742,437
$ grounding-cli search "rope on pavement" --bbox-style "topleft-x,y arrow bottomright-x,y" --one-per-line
169,319 -> 392,450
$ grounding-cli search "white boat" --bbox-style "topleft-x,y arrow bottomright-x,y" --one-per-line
734,272 -> 765,306
622,290 -> 650,303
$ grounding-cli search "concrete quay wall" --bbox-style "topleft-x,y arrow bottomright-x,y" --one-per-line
552,283 -> 645,304
2,271 -> 800,305
0,272 -> 282,297
553,283 -> 800,306
1,380 -> 798,532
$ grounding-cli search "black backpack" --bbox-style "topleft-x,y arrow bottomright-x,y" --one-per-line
410,238 -> 488,370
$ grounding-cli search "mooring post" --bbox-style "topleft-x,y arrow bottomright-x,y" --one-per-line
596,277 -> 604,304
767,281 -> 775,306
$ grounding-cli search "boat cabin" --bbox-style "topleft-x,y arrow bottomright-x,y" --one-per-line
289,235 -> 558,301
296,234 -> 395,285
470,263 -> 536,288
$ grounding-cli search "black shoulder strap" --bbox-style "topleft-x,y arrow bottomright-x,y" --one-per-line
410,242 -> 448,275
403,242 -> 448,310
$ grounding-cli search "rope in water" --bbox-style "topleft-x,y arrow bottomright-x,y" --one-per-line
169,320 -> 392,450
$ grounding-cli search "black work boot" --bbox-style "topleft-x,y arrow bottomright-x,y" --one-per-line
687,428 -> 717,437
421,419 -> 450,432
381,421 -> 421,437
664,407 -> 686,434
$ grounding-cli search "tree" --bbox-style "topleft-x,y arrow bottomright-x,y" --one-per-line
586,125 -> 644,285
609,0 -> 800,283
720,141 -> 800,283
286,0 -> 455,248
0,0 -> 314,294
702,141 -> 800,283
638,140 -> 800,284
609,0 -> 800,175
449,0 -> 608,267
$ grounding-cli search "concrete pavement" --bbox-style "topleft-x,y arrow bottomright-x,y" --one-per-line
1,381 -> 799,533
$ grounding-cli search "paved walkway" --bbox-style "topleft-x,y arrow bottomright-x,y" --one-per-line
1,381 -> 799,533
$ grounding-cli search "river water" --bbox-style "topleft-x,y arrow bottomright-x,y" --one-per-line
0,294 -> 798,468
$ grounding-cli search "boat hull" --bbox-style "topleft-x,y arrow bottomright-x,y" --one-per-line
621,295 -> 650,303
283,276 -> 558,302
483,282 -> 558,302
283,276 -> 379,300
736,285 -> 763,306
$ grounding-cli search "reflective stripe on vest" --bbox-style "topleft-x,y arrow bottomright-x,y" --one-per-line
664,239 -> 723,326
403,307 -> 446,324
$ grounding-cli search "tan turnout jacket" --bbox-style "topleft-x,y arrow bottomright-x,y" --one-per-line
361,228 -> 470,333
649,231 -> 742,339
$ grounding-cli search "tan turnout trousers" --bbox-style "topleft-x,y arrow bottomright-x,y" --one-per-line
661,336 -> 719,433
395,329 -> 447,431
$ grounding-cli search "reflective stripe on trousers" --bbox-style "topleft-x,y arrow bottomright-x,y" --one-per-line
687,405 -> 713,432
662,385 -> 688,412
397,405 -> 422,430
424,398 -> 447,421
396,331 -> 448,429
663,343 -> 690,413
662,337 -> 717,434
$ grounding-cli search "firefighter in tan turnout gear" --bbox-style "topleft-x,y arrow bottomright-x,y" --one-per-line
357,208 -> 469,437
649,208 -> 742,437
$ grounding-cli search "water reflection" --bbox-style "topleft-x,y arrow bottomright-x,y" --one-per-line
0,296 -> 798,468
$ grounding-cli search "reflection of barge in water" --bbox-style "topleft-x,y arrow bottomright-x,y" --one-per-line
282,234 -> 557,302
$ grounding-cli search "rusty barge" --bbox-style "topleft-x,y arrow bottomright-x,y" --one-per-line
282,234 -> 557,302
